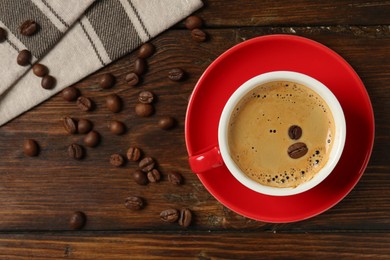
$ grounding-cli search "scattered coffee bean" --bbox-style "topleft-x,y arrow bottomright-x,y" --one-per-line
62,117 -> 77,134
178,208 -> 192,227
23,139 -> 39,157
191,28 -> 207,42
168,172 -> 183,185
158,116 -> 175,130
288,125 -> 302,140
109,120 -> 126,135
185,15 -> 203,30
99,73 -> 115,89
147,169 -> 161,183
106,94 -> 122,113
139,157 -> 155,172
127,147 -> 142,161
77,119 -> 93,134
83,130 -> 100,147
168,68 -> 185,81
41,75 -> 56,89
287,142 -> 308,159
125,72 -> 139,86
160,209 -> 179,223
32,63 -> 48,77
0,27 -> 7,42
138,43 -> 155,59
17,49 -> 31,66
68,144 -> 84,160
138,91 -> 154,104
125,196 -> 144,210
135,103 -> 154,117
62,86 -> 80,102
110,153 -> 124,167
20,20 -> 38,36
132,170 -> 148,185
76,96 -> 93,111
69,211 -> 86,230
134,58 -> 147,75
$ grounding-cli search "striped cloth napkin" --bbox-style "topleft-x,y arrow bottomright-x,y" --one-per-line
0,0 -> 203,126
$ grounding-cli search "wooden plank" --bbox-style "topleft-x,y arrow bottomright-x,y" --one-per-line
198,0 -> 390,27
0,232 -> 389,259
0,26 -> 389,231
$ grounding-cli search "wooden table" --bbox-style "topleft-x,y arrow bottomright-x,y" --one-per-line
0,0 -> 389,258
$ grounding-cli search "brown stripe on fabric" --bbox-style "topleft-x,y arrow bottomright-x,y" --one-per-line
0,0 -> 62,58
85,0 -> 142,61
41,0 -> 70,28
6,39 -> 20,53
78,20 -> 105,67
127,0 -> 151,38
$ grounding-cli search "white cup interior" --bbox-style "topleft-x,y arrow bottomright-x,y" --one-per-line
218,71 -> 346,196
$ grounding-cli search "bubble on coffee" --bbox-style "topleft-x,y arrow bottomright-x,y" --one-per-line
228,81 -> 335,188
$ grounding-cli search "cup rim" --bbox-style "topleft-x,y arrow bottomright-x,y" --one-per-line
218,71 -> 346,196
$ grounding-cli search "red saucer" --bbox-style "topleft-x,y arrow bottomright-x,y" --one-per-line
185,35 -> 375,223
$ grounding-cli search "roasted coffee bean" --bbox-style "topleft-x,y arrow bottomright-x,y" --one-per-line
178,208 -> 192,227
83,130 -> 100,147
20,20 -> 38,36
127,147 -> 142,161
147,169 -> 161,183
134,58 -> 147,75
62,86 -> 80,102
135,103 -> 154,117
41,75 -> 56,89
17,49 -> 31,66
76,96 -> 93,111
160,209 -> 179,223
0,27 -> 7,42
69,211 -> 86,230
139,157 -> 155,172
138,43 -> 155,59
109,120 -> 126,135
32,63 -> 48,77
125,196 -> 144,210
77,119 -> 93,134
62,117 -> 77,134
132,170 -> 148,185
110,154 -> 124,167
68,143 -> 84,160
99,73 -> 115,89
168,172 -> 183,185
24,139 -> 39,157
185,15 -> 203,30
138,91 -> 154,104
287,142 -> 308,159
106,94 -> 122,113
158,116 -> 175,130
125,72 -> 139,86
191,28 -> 207,42
288,125 -> 302,140
168,68 -> 185,81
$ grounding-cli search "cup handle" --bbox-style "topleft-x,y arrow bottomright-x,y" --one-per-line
188,146 -> 224,173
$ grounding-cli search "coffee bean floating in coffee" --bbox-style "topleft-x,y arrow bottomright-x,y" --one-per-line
68,143 -> 84,160
287,142 -> 308,159
132,170 -> 148,185
139,157 -> 155,172
135,103 -> 154,117
168,68 -> 185,81
138,43 -> 155,59
69,211 -> 86,230
23,139 -> 39,157
0,27 -> 7,42
127,147 -> 142,161
125,196 -> 144,210
77,119 -> 93,134
288,125 -> 302,140
32,63 -> 48,77
62,86 -> 80,102
125,72 -> 139,86
160,209 -> 179,223
110,153 -> 125,167
83,130 -> 100,147
76,96 -> 93,111
134,58 -> 147,75
17,49 -> 32,66
41,75 -> 56,89
147,169 -> 161,183
138,91 -> 154,104
109,120 -> 126,135
98,73 -> 115,89
178,208 -> 192,227
168,172 -> 183,185
191,28 -> 207,42
62,117 -> 77,134
185,15 -> 203,30
20,20 -> 39,36
158,116 -> 176,130
106,94 -> 122,113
